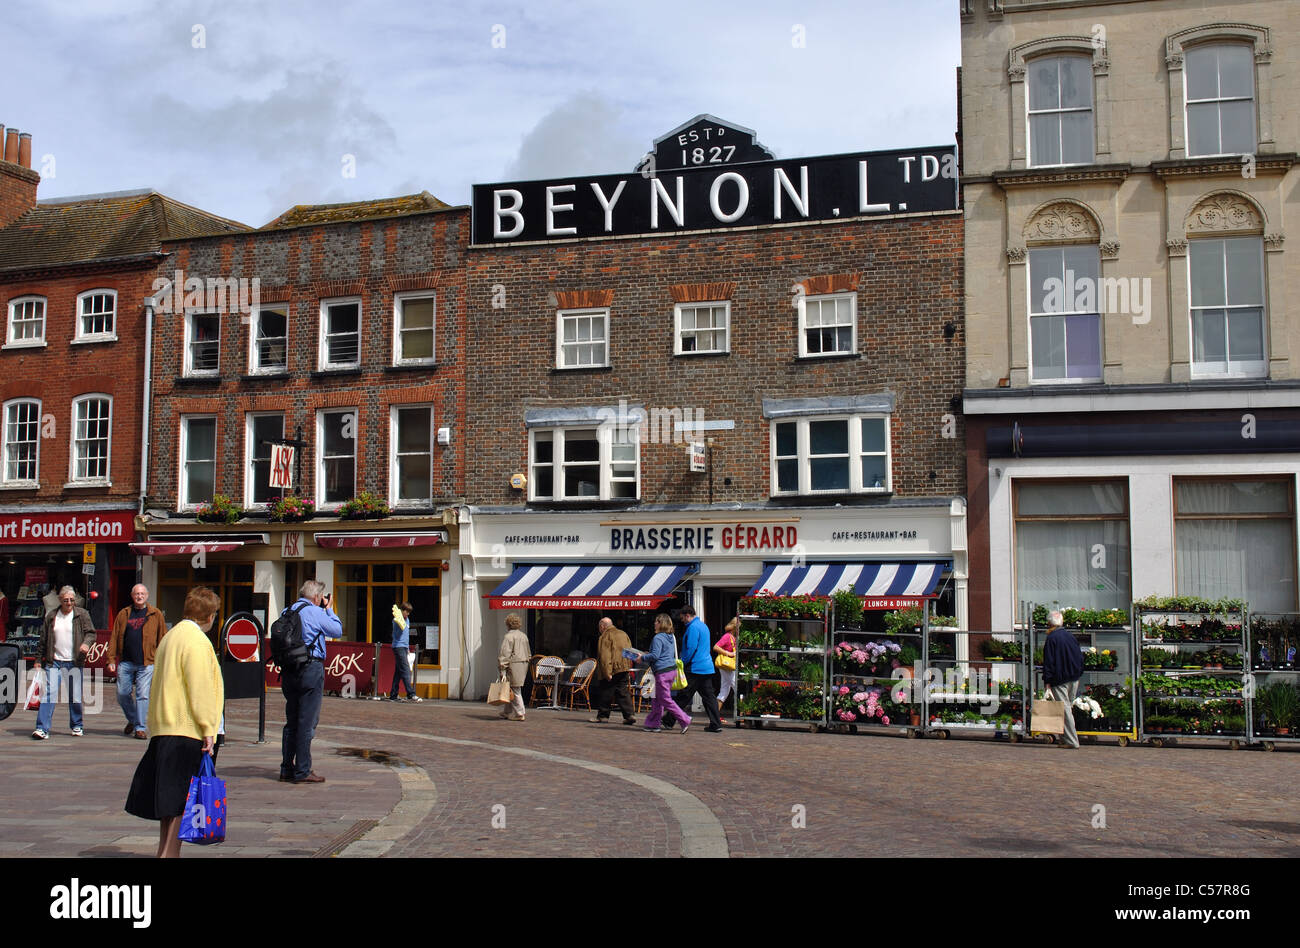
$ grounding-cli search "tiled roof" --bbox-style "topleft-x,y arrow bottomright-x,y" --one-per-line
0,189 -> 248,273
261,191 -> 452,229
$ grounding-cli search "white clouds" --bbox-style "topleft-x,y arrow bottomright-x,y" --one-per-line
504,92 -> 645,181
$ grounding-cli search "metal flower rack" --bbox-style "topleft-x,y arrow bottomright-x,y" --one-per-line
1029,605 -> 1137,746
925,618 -> 1029,741
1245,612 -> 1300,752
734,613 -> 828,732
1135,605 -> 1249,750
828,603 -> 927,738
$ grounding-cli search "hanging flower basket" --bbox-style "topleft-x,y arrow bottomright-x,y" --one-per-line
337,490 -> 391,520
195,494 -> 242,524
266,495 -> 315,523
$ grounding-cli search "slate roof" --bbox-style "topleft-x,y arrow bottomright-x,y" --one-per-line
0,189 -> 248,274
261,191 -> 452,230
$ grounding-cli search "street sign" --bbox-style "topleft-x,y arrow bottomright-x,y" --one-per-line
226,617 -> 261,662
82,543 -> 96,564
269,444 -> 294,489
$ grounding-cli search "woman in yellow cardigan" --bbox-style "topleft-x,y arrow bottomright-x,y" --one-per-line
125,587 -> 224,858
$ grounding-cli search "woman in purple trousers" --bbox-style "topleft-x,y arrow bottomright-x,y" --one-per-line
637,613 -> 692,733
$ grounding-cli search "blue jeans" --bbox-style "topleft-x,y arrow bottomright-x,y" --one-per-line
35,662 -> 84,733
116,660 -> 153,732
281,660 -> 324,779
390,647 -> 416,698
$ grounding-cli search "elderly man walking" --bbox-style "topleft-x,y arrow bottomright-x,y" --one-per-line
1042,610 -> 1084,749
32,586 -> 95,740
589,616 -> 637,725
108,584 -> 168,739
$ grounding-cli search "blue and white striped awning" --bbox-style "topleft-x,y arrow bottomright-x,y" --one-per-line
488,563 -> 693,610
748,561 -> 947,605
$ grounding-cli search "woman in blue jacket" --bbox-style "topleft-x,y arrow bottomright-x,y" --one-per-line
637,613 -> 692,733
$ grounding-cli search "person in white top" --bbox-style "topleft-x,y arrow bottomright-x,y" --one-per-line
33,586 -> 96,740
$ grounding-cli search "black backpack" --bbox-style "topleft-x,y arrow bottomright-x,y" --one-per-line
269,602 -> 314,673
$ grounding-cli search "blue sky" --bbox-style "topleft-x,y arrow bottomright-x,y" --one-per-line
4,0 -> 960,226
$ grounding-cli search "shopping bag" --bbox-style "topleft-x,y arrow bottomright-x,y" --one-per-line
672,659 -> 688,691
487,676 -> 513,705
1031,695 -> 1066,734
178,754 -> 227,845
24,669 -> 42,711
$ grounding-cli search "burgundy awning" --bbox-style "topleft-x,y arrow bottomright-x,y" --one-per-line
130,542 -> 245,556
313,531 -> 448,549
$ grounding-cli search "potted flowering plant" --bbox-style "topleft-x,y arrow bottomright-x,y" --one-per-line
266,494 -> 315,523
832,685 -> 891,726
337,490 -> 390,520
195,493 -> 242,524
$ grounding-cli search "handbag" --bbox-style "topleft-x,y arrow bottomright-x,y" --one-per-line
671,633 -> 687,690
178,753 -> 227,845
487,674 -> 513,705
714,641 -> 736,672
1031,694 -> 1067,735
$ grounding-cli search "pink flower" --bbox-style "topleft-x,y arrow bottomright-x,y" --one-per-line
881,716 -> 890,726
857,704 -> 866,714
838,686 -> 850,695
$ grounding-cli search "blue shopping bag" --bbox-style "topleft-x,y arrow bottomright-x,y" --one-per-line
178,753 -> 227,845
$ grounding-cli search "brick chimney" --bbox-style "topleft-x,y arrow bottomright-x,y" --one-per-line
0,123 -> 40,229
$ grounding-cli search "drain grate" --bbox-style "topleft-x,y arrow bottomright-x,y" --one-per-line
313,819 -> 379,857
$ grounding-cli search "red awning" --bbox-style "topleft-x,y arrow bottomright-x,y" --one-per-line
130,542 -> 245,556
313,531 -> 448,549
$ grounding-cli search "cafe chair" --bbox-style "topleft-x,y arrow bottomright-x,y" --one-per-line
564,658 -> 598,710
633,669 -> 655,712
530,656 -> 565,707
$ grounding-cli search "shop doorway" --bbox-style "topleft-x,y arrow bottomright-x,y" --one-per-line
704,586 -> 749,633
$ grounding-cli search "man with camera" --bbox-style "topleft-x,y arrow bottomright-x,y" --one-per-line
279,580 -> 342,784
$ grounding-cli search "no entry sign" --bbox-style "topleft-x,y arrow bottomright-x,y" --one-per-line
226,617 -> 261,662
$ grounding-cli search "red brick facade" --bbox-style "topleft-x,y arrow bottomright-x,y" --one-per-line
148,208 -> 469,512
465,213 -> 965,507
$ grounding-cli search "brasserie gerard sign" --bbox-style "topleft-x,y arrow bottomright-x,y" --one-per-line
472,142 -> 958,245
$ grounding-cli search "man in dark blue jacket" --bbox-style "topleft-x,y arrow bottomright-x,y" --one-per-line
1042,610 -> 1084,749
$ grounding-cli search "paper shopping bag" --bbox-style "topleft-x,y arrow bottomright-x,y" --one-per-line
178,754 -> 227,845
1031,696 -> 1067,734
487,676 -> 513,705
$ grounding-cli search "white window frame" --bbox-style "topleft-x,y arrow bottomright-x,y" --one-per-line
319,297 -> 362,370
316,408 -> 358,506
179,414 -> 218,510
1188,235 -> 1267,379
389,404 -> 434,507
1026,245 -> 1104,384
528,425 -> 639,502
769,415 -> 891,497
797,292 -> 857,358
392,292 -> 436,366
248,303 -> 289,374
674,301 -> 731,355
1026,53 -> 1095,168
184,312 -> 221,376
555,308 -> 610,369
1,397 -> 41,486
69,394 -> 111,486
73,289 -> 117,343
5,296 -> 47,348
244,412 -> 285,508
1184,42 -> 1256,158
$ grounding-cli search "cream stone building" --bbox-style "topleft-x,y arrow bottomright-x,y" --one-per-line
960,0 -> 1300,633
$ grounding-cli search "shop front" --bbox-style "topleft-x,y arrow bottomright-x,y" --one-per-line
461,501 -> 967,699
0,509 -> 138,658
134,516 -> 461,698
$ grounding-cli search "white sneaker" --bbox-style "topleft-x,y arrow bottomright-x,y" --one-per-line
31,730 -> 48,740
70,727 -> 83,736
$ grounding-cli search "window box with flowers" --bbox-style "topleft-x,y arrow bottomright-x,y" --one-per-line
195,494 -> 242,524
336,490 -> 390,520
267,495 -> 315,523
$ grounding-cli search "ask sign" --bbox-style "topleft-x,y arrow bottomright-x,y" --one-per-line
269,444 -> 294,489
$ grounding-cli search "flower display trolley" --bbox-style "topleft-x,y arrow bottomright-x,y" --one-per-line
734,603 -> 829,733
1134,599 -> 1248,750
827,591 -> 927,738
925,620 -> 1029,741
1247,613 -> 1300,752
1029,605 -> 1137,746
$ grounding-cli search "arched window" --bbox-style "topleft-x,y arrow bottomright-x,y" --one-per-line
1023,202 -> 1103,382
70,394 -> 112,483
2,398 -> 40,484
1186,193 -> 1267,378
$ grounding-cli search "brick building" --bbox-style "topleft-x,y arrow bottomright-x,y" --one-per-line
459,117 -> 966,697
0,124 -> 243,645
137,193 -> 469,698
960,0 -> 1300,632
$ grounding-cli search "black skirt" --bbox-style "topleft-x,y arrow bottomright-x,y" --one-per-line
125,735 -> 204,821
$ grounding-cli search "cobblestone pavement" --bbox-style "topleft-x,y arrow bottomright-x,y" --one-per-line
2,693 -> 1296,858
